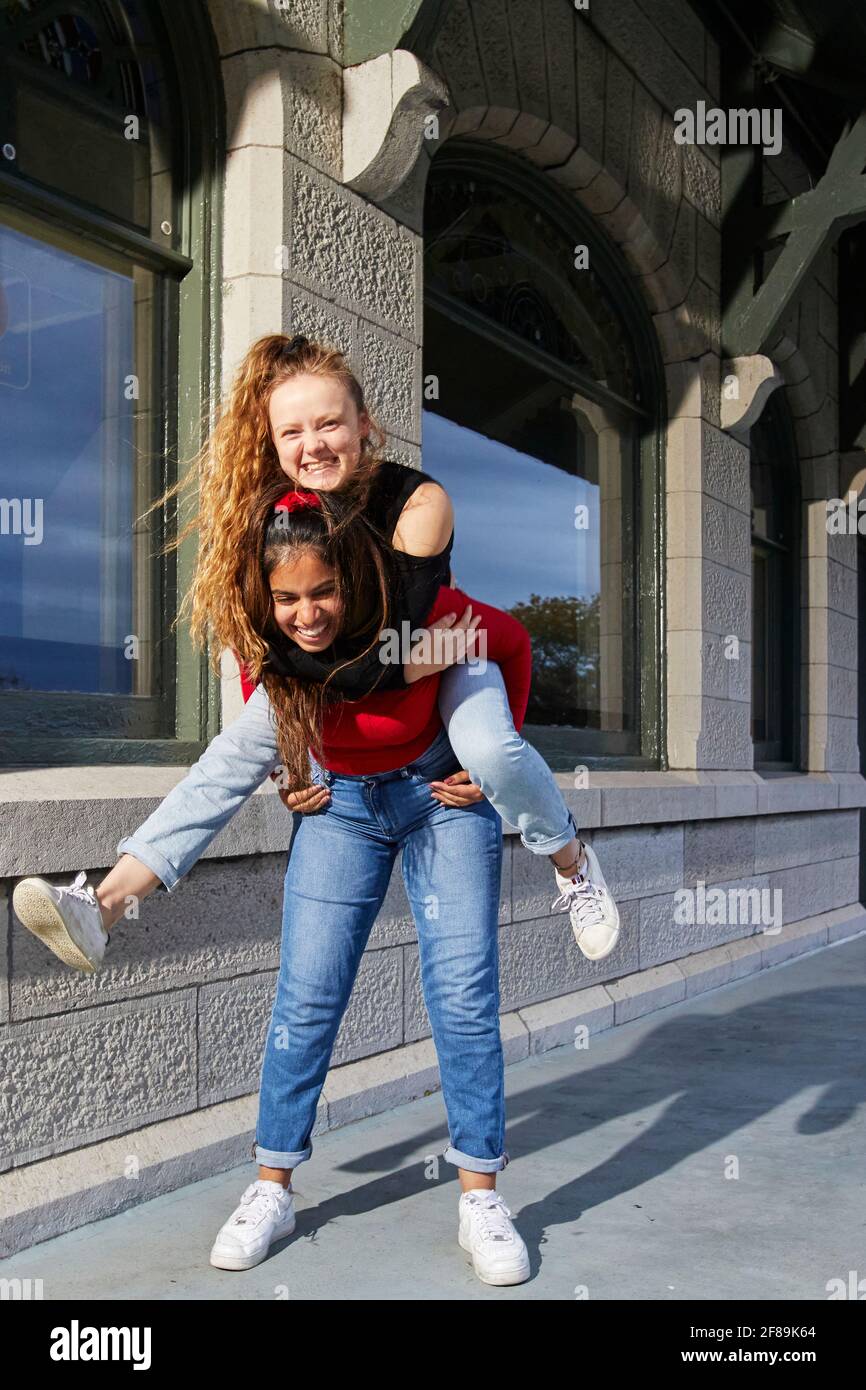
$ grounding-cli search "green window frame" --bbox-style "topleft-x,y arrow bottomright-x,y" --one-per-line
749,389 -> 801,769
0,0 -> 222,765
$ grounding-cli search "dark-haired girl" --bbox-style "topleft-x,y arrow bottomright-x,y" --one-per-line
13,487 -> 539,1284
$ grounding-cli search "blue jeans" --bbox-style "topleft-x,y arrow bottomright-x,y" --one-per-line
437,658 -> 579,854
253,725 -> 508,1174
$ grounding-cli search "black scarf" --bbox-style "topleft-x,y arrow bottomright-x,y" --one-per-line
262,626 -> 345,683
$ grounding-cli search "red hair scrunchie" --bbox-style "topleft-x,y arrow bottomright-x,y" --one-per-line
273,489 -> 322,514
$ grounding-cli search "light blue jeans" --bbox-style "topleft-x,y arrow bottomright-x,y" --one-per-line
436,658 -> 579,855
254,724 -> 506,1172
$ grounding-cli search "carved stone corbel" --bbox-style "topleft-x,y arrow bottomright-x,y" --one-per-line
720,355 -> 785,439
342,50 -> 449,199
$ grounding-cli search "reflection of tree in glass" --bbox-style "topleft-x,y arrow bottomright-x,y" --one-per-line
507,593 -> 600,728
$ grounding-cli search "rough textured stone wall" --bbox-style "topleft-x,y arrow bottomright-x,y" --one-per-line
3,799 -> 859,1169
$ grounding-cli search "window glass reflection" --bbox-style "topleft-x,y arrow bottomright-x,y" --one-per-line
0,214 -> 156,695
0,0 -> 173,235
422,398 -> 634,737
425,170 -> 637,402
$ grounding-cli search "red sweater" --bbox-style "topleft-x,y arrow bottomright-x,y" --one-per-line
237,586 -> 532,774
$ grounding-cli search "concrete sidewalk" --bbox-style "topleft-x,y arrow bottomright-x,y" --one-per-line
3,930 -> 865,1300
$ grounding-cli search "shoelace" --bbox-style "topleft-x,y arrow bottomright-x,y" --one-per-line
465,1192 -> 516,1242
230,1182 -> 289,1228
66,870 -> 97,904
551,872 -> 608,933
65,872 -> 110,943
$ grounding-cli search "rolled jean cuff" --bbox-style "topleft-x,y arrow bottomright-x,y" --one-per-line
254,1142 -> 313,1169
519,809 -> 580,857
444,1145 -> 510,1173
115,836 -> 180,893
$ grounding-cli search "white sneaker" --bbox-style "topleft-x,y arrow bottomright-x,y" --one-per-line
458,1189 -> 530,1286
210,1179 -> 296,1271
551,841 -> 620,961
12,872 -> 110,973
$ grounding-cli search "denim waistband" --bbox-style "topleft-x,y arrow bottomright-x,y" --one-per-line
313,726 -> 454,786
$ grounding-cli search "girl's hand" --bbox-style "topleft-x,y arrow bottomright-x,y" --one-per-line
403,605 -> 482,684
428,769 -> 485,807
269,769 -> 331,814
278,784 -> 331,813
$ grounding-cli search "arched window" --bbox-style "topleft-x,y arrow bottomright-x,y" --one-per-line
749,389 -> 800,767
422,142 -> 663,767
0,0 -> 220,763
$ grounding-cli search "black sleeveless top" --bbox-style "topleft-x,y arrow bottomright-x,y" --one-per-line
262,460 -> 454,695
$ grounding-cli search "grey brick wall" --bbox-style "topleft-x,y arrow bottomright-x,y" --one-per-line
4,803 -> 859,1171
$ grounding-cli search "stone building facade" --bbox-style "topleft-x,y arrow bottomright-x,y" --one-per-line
2,0 -> 864,1253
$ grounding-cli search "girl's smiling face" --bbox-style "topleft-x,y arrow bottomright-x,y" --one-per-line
268,373 -> 370,492
269,550 -> 344,651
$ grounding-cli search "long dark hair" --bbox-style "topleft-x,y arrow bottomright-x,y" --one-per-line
239,479 -> 397,790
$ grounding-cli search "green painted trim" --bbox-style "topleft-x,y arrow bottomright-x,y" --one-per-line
720,49 -> 764,360
157,0 -> 224,750
722,46 -> 866,357
0,738 -> 208,765
342,0 -> 428,64
749,388 -> 802,771
398,0 -> 452,63
0,170 -> 194,275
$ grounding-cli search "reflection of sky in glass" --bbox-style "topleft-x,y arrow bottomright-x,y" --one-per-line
0,223 -> 135,692
421,409 -> 599,609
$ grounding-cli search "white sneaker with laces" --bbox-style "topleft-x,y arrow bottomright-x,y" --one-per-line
551,841 -> 620,961
210,1179 -> 296,1271
458,1189 -> 530,1286
12,872 -> 110,973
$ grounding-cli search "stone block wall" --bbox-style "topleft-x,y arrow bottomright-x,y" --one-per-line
3,801 -> 860,1171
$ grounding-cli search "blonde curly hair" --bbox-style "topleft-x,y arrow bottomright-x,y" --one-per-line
143,334 -> 388,682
